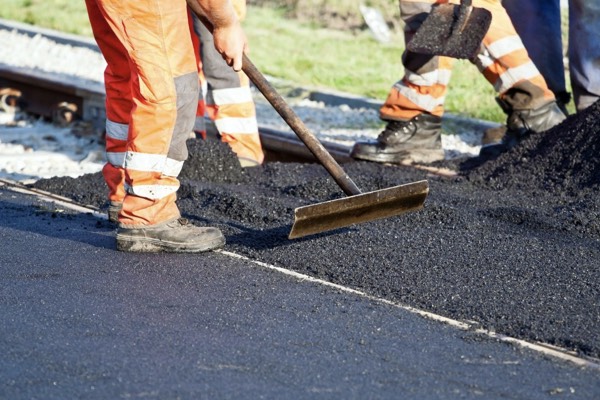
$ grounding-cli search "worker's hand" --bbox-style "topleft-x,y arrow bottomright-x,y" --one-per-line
212,19 -> 248,71
188,0 -> 248,70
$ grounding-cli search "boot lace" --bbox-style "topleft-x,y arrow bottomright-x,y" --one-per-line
378,120 -> 415,144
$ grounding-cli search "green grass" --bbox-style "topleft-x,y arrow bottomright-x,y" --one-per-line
1,0 -> 94,36
0,1 -> 505,121
245,7 -> 501,121
245,8 -> 404,99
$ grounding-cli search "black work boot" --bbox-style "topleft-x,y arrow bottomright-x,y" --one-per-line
351,113 -> 444,164
480,99 -> 566,157
116,217 -> 225,253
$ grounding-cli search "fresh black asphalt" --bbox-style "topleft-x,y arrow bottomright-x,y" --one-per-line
1,181 -> 600,399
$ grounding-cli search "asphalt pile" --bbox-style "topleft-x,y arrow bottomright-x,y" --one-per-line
468,100 -> 600,196
32,102 -> 600,360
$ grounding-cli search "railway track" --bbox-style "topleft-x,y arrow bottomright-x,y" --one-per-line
0,18 -> 361,165
0,63 -> 464,180
0,59 -> 354,164
0,18 -> 497,174
0,65 -> 463,177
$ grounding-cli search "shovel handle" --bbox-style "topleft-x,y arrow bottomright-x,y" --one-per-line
241,55 -> 361,196
186,0 -> 361,196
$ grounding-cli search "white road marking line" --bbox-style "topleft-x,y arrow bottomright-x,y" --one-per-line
219,250 -> 600,371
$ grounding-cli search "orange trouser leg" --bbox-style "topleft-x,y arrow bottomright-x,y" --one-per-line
472,0 -> 555,108
380,1 -> 454,121
192,13 -> 264,166
85,0 -> 128,205
206,71 -> 264,166
87,0 -> 199,226
381,0 -> 554,121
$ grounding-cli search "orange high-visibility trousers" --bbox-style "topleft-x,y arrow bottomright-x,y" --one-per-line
191,5 -> 264,167
380,0 -> 555,121
86,0 -> 199,226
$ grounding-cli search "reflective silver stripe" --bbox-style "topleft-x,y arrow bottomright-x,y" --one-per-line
405,68 -> 452,86
495,61 -> 540,94
163,157 -> 184,177
215,117 -> 259,135
124,151 -> 184,176
200,79 -> 208,100
393,81 -> 445,112
485,35 -> 525,59
105,119 -> 129,141
211,86 -> 253,105
106,151 -> 126,168
124,152 -> 166,172
124,182 -> 179,200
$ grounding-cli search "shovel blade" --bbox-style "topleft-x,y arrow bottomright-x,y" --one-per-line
406,3 -> 492,59
289,180 -> 429,239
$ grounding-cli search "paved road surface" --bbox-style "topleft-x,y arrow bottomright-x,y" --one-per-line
1,185 -> 599,399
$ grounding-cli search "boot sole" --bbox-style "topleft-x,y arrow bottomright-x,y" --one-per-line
352,148 -> 445,164
116,233 -> 225,253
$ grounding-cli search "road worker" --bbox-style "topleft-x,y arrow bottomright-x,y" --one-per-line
190,0 -> 265,168
351,0 -> 566,164
85,0 -> 247,253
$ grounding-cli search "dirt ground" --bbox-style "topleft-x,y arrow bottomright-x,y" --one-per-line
32,101 -> 600,360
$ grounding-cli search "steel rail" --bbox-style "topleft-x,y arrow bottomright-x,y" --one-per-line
0,64 -> 353,164
0,20 -> 462,172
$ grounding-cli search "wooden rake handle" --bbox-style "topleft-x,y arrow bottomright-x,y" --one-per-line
186,0 -> 360,196
241,54 -> 361,196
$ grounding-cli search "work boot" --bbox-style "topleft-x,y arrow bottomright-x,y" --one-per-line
480,99 -> 566,157
107,201 -> 122,224
351,113 -> 444,164
116,217 -> 225,253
